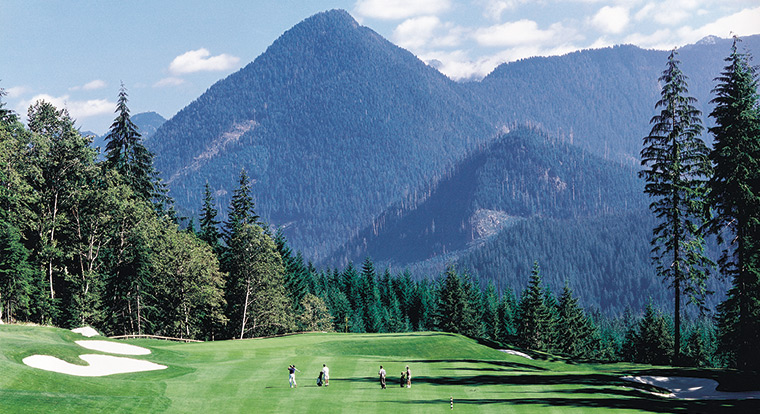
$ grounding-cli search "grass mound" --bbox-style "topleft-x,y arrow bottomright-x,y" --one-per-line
1,325 -> 757,413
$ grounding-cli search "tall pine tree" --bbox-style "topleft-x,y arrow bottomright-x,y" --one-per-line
104,84 -> 156,203
708,37 -> 760,371
223,168 -> 259,246
640,50 -> 712,364
199,182 -> 222,256
517,262 -> 552,351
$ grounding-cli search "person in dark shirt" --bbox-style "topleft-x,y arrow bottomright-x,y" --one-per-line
288,364 -> 300,388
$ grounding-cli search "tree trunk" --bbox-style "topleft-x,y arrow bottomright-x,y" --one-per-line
239,279 -> 251,340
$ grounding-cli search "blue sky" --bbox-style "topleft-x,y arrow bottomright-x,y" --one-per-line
2,0 -> 759,134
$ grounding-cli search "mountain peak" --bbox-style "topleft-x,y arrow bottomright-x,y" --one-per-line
281,9 -> 361,42
304,9 -> 358,28
696,35 -> 721,45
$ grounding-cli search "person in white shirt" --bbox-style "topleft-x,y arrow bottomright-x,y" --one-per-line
322,364 -> 330,386
378,365 -> 387,389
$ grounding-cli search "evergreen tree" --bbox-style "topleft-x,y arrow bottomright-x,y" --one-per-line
461,272 -> 483,338
415,278 -> 436,331
327,279 -> 351,332
554,282 -> 597,359
198,182 -> 222,255
708,37 -> 760,371
360,257 -> 382,333
496,287 -> 517,343
635,302 -> 674,365
275,229 -> 310,312
223,168 -> 259,245
396,270 -> 415,327
341,263 -> 362,309
437,266 -> 468,334
640,50 -> 712,364
481,281 -> 499,341
104,84 -> 157,203
517,262 -> 552,351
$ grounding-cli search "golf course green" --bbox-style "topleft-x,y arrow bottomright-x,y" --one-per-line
1,324 -> 757,413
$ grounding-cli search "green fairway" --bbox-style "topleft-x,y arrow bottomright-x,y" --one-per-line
1,325 -> 757,413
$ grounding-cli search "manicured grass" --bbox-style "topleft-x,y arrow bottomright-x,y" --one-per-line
1,325 -> 758,413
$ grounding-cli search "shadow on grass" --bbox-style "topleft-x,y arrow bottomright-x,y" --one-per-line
384,396 -> 760,413
342,372 -> 640,388
401,359 -> 547,371
341,372 -> 760,412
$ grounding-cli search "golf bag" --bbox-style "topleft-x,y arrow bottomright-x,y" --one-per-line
317,371 -> 323,386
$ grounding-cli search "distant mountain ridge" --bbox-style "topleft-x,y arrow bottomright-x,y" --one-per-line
147,9 -> 756,312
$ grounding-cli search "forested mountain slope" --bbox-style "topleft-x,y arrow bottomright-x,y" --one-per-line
327,127 -> 685,313
331,127 -> 729,313
330,126 -> 644,265
147,8 -> 759,271
148,10 -> 493,259
473,36 -> 760,163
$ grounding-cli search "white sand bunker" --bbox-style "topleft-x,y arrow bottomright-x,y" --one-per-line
623,375 -> 760,400
23,354 -> 166,377
499,349 -> 533,359
23,338 -> 166,377
75,340 -> 151,355
71,326 -> 100,337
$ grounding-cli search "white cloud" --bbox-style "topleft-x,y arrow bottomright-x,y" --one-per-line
83,79 -> 107,90
18,94 -> 114,120
393,16 -> 466,50
592,6 -> 630,34
477,0 -> 528,21
168,48 -> 240,75
354,0 -> 451,20
677,6 -> 760,43
634,0 -> 701,25
394,16 -> 442,49
69,79 -> 107,91
589,36 -> 615,50
420,41 -> 580,81
624,29 -> 677,50
473,20 -> 561,47
4,86 -> 29,99
153,77 -> 186,88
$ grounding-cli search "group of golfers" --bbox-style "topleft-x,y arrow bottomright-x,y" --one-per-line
286,363 -> 413,389
287,364 -> 329,388
378,365 -> 411,389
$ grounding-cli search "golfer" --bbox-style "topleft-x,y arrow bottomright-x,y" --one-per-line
288,364 -> 300,388
322,364 -> 330,386
406,365 -> 411,388
379,365 -> 387,389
